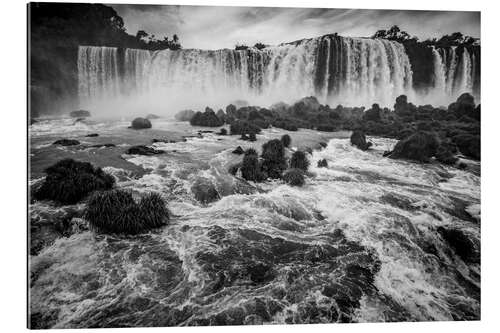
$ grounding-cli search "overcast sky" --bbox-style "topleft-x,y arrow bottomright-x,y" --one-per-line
111,5 -> 480,50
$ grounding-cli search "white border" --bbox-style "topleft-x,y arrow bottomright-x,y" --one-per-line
1,0 -> 498,332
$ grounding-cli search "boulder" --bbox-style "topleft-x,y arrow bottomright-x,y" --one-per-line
350,130 -> 372,150
126,145 -> 165,156
53,139 -> 80,146
85,133 -> 99,137
130,117 -> 152,129
437,227 -> 479,263
191,178 -> 220,204
261,139 -> 287,179
69,110 -> 91,118
232,146 -> 244,155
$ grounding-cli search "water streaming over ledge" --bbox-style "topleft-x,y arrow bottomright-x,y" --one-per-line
77,36 -> 425,114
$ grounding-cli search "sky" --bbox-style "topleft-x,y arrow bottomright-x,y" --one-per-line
111,4 -> 480,50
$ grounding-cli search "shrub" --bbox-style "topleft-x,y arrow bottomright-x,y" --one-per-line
261,139 -> 287,179
290,151 -> 309,171
219,128 -> 228,135
273,120 -> 298,131
281,134 -> 291,148
230,120 -> 262,135
452,134 -> 480,160
84,190 -> 169,234
241,152 -> 266,182
350,130 -> 372,150
131,117 -> 152,129
435,145 -> 458,165
283,168 -> 305,186
33,159 -> 115,205
190,108 -> 224,127
389,131 -> 440,163
317,159 -> 328,168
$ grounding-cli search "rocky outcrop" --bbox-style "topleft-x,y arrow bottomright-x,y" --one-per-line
130,117 -> 152,129
350,130 -> 372,150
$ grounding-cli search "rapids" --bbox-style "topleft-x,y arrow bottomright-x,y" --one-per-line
29,118 -> 480,328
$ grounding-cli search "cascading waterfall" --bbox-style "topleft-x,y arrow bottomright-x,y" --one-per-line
432,45 -> 478,103
77,35 -> 477,115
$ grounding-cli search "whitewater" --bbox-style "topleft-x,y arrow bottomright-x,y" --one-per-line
29,118 -> 480,327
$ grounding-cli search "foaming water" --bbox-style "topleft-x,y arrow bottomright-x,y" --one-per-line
29,119 -> 480,327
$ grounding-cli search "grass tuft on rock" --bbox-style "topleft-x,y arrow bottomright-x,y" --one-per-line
84,190 -> 169,234
283,168 -> 305,187
33,159 -> 115,205
290,151 -> 309,171
281,134 -> 291,147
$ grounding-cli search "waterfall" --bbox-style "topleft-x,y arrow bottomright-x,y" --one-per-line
77,36 -> 478,115
430,45 -> 478,103
77,46 -> 120,105
432,47 -> 446,94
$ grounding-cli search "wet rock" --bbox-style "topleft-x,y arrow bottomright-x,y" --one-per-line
85,133 -> 99,137
246,262 -> 274,283
218,128 -> 228,135
90,143 -> 116,148
232,146 -> 244,155
437,227 -> 480,263
126,145 -> 165,155
130,117 -> 152,129
52,139 -> 80,146
283,168 -> 305,186
152,137 -> 186,143
69,109 -> 91,118
389,131 -> 440,163
350,130 -> 372,150
175,109 -> 196,121
191,178 -> 220,204
435,145 -> 458,165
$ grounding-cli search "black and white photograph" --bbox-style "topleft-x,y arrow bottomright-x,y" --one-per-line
27,1 -> 482,329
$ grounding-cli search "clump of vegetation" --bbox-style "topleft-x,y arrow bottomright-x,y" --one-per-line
261,139 -> 287,179
283,168 -> 305,187
130,117 -> 152,129
389,131 -> 440,162
350,130 -> 372,150
190,108 -> 224,127
33,159 -> 115,205
290,151 -> 310,171
317,159 -> 328,168
218,128 -> 228,135
241,149 -> 266,182
230,120 -> 262,135
281,134 -> 291,148
84,190 -> 169,234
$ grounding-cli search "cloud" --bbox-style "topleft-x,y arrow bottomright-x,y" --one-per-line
112,4 -> 480,49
